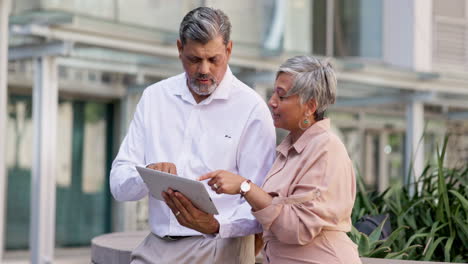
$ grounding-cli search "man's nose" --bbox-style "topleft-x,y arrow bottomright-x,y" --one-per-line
198,61 -> 210,75
268,95 -> 277,108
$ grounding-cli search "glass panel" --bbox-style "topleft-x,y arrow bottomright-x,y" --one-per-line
312,0 -> 327,55
6,95 -> 112,249
82,103 -> 107,193
336,126 -> 363,171
6,96 -> 33,249
204,0 -> 265,56
334,0 -> 383,58
284,0 -> 312,54
57,101 -> 73,188
387,133 -> 404,185
358,0 -> 383,58
42,0 -> 115,20
55,101 -> 112,246
117,0 -> 187,33
366,131 -> 379,189
11,0 -> 41,14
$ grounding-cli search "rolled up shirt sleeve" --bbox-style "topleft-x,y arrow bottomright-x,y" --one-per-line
110,90 -> 149,202
252,188 -> 328,245
253,141 -> 355,245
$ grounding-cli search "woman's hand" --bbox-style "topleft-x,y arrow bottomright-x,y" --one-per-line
200,170 -> 273,212
198,170 -> 246,195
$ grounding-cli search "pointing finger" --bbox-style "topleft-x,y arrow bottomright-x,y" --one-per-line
198,170 -> 220,181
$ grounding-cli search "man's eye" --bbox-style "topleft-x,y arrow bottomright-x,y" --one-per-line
209,58 -> 218,63
188,57 -> 200,63
276,92 -> 286,100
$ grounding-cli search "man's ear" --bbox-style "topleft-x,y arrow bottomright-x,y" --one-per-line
226,40 -> 233,59
177,39 -> 183,58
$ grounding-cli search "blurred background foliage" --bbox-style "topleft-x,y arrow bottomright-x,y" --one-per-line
350,136 -> 468,262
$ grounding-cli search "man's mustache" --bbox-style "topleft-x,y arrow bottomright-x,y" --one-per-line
195,73 -> 215,81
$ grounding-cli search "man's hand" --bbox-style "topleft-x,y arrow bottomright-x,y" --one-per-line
146,162 -> 178,175
162,189 -> 220,234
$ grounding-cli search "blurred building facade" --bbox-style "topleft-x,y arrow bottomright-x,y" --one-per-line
1,0 -> 468,261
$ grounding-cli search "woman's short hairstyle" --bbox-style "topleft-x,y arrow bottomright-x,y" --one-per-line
277,56 -> 337,120
179,7 -> 231,46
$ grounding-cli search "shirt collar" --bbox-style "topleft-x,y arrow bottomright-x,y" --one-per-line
276,118 -> 331,156
172,66 -> 233,105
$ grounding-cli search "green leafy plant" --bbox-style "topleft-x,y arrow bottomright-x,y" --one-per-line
349,216 -> 421,259
349,136 -> 468,262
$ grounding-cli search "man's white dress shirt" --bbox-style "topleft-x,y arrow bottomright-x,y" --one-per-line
110,67 -> 276,238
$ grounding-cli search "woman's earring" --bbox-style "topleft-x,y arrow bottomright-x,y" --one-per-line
299,118 -> 310,130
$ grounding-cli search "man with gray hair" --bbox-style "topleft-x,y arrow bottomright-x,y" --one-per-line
110,6 -> 276,263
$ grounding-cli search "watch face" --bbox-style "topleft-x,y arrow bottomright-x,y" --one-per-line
241,181 -> 251,192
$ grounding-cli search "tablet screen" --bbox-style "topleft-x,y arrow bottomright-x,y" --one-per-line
136,166 -> 219,215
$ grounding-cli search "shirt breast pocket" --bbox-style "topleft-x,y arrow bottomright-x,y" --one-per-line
199,132 -> 237,172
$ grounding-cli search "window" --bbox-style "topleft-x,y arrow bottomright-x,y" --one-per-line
312,0 -> 383,58
433,0 -> 468,71
6,95 -> 113,248
334,0 -> 383,58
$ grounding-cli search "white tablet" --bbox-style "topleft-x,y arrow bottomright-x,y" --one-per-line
136,166 -> 219,215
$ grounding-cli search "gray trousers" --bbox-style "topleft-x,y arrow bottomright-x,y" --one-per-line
130,233 -> 255,264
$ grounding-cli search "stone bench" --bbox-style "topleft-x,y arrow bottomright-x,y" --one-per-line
91,232 -> 460,264
91,231 -> 147,264
91,231 -> 264,264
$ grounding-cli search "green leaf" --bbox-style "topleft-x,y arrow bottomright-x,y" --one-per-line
421,208 -> 434,227
453,255 -> 465,262
385,245 -> 421,259
381,226 -> 409,248
444,234 -> 455,262
368,246 -> 391,258
348,226 -> 361,245
453,216 -> 468,244
404,231 -> 428,249
436,137 -> 453,233
432,222 -> 448,234
449,190 -> 468,211
423,236 -> 446,261
358,232 -> 370,256
368,216 -> 388,245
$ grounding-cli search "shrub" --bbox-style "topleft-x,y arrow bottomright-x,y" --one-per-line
350,136 -> 468,262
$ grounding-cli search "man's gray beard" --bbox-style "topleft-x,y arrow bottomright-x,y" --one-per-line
189,79 -> 218,96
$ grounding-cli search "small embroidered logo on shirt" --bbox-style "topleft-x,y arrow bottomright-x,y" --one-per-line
224,135 -> 231,138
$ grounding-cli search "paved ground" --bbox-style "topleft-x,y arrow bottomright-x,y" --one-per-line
3,247 -> 90,264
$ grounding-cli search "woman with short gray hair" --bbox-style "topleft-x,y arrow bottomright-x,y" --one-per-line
277,56 -> 336,121
200,56 -> 362,263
